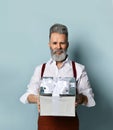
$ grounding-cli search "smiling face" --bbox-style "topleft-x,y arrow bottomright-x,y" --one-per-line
49,32 -> 69,62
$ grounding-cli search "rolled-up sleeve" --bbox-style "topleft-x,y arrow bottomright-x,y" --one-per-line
20,65 -> 41,104
77,65 -> 96,107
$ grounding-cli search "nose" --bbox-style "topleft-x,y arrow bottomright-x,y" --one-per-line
57,43 -> 61,49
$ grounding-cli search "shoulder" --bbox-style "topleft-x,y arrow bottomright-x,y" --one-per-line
75,62 -> 85,71
73,61 -> 86,79
34,59 -> 50,72
33,63 -> 45,75
35,63 -> 45,70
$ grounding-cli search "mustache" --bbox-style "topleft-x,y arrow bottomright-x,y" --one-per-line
52,49 -> 64,54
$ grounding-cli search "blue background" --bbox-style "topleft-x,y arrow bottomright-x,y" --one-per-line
0,0 -> 113,130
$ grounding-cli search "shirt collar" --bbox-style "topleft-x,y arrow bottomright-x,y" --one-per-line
48,56 -> 72,66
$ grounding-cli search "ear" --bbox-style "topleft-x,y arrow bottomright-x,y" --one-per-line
67,42 -> 69,48
48,42 -> 51,47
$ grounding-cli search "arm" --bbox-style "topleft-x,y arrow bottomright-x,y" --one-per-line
20,65 -> 42,104
76,65 -> 96,107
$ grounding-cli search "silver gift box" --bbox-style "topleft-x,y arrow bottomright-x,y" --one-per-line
39,77 -> 76,116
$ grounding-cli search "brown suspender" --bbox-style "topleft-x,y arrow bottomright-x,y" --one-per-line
72,61 -> 77,79
41,61 -> 77,79
41,63 -> 46,78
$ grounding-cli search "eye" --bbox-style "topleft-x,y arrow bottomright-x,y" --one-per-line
52,42 -> 57,45
60,42 -> 66,45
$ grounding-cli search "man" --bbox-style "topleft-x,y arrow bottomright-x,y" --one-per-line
20,23 -> 96,130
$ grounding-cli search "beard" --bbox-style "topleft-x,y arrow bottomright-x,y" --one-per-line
50,48 -> 67,62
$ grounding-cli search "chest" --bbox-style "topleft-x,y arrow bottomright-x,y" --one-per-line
41,61 -> 76,78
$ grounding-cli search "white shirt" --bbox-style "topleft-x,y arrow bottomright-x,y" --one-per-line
20,57 -> 96,107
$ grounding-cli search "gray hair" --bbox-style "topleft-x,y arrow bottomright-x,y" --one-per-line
49,23 -> 68,40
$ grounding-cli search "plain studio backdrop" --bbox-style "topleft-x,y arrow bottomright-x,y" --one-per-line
0,0 -> 113,130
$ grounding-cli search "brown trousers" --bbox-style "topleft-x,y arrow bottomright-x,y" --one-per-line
38,115 -> 79,130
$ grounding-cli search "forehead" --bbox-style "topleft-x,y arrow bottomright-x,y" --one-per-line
50,33 -> 67,41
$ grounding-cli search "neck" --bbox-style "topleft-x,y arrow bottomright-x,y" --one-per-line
56,61 -> 63,68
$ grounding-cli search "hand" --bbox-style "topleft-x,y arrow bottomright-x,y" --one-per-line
75,93 -> 88,107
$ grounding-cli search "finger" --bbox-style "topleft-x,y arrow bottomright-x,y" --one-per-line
75,102 -> 78,107
37,104 -> 40,112
76,94 -> 84,104
37,100 -> 40,112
